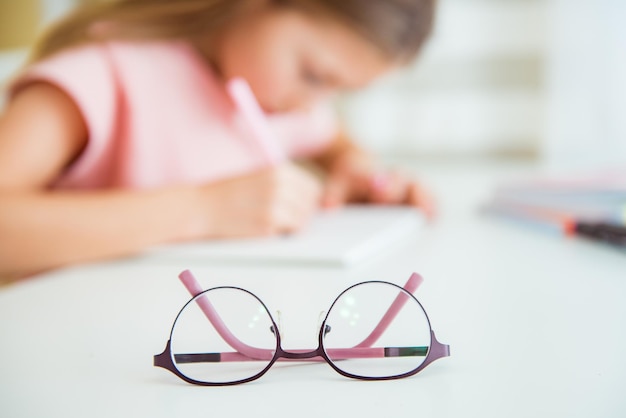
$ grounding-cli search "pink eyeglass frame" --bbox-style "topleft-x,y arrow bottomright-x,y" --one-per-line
154,270 -> 450,385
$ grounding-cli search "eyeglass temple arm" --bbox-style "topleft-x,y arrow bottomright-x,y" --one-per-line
178,270 -> 274,361
354,272 -> 423,348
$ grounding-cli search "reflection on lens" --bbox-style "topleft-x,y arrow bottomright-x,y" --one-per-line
322,282 -> 431,378
170,287 -> 278,384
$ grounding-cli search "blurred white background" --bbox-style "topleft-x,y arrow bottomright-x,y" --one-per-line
340,0 -> 626,171
1,0 -> 625,170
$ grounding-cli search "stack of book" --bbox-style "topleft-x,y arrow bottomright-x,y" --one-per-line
484,170 -> 626,248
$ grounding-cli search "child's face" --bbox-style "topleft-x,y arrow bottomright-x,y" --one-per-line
208,7 -> 395,113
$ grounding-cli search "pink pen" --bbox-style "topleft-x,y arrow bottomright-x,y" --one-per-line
226,77 -> 284,164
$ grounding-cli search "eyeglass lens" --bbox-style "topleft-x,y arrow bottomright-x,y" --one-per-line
170,287 -> 277,384
322,281 -> 431,378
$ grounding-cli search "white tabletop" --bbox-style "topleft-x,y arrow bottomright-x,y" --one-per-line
1,160 -> 625,418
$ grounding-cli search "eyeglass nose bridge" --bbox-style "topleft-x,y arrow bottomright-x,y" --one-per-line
276,320 -> 327,360
268,310 -> 331,361
276,346 -> 325,360
272,310 -> 330,344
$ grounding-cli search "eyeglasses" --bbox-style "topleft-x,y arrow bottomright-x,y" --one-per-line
154,270 -> 450,385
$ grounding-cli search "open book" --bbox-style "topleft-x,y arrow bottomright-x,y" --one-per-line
148,205 -> 424,266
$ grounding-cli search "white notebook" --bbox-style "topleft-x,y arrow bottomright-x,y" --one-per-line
148,205 -> 424,266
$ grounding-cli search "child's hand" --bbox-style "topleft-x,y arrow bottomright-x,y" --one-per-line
198,163 -> 322,238
321,152 -> 436,218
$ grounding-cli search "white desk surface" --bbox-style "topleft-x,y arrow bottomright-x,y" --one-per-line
1,160 -> 625,418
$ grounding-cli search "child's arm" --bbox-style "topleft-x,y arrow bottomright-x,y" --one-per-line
313,131 -> 435,216
0,84 -> 320,277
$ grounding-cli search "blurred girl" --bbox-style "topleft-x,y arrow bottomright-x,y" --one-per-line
0,0 -> 435,276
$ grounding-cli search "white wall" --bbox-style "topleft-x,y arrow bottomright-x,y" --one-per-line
340,0 -> 547,158
341,0 -> 626,169
543,0 -> 626,170
40,0 -> 77,23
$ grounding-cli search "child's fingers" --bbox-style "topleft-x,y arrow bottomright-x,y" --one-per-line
271,164 -> 322,233
406,182 -> 437,219
369,172 -> 437,218
369,171 -> 407,204
321,174 -> 351,208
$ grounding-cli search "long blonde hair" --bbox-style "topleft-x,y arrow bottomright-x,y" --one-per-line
31,0 -> 435,64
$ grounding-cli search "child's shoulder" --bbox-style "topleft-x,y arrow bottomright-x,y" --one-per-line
101,40 -> 214,82
27,39 -> 201,75
11,39 -> 214,108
